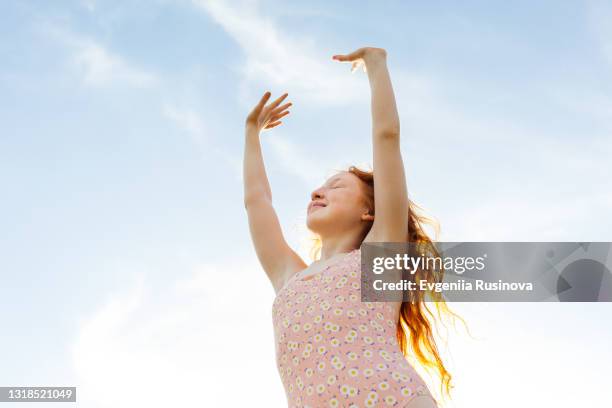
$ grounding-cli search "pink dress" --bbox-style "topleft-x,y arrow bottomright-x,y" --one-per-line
272,248 -> 437,407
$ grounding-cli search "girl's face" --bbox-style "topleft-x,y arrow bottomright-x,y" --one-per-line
306,171 -> 371,234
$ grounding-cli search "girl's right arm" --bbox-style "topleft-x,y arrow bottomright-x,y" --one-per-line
243,91 -> 306,293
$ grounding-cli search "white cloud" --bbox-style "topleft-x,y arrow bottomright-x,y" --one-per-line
72,41 -> 157,87
162,104 -> 208,143
190,0 -> 446,202
72,255 -> 287,407
71,258 -> 612,408
192,0 -> 368,105
45,25 -> 157,88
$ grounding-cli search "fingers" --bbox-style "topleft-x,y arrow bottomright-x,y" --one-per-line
333,54 -> 358,63
332,48 -> 364,62
266,92 -> 289,111
256,91 -> 272,109
333,53 -> 357,62
268,100 -> 291,125
334,50 -> 367,74
265,120 -> 282,129
270,110 -> 290,122
254,91 -> 292,131
271,102 -> 292,116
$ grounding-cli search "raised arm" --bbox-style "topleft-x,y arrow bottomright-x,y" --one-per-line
243,91 -> 305,292
333,48 -> 409,242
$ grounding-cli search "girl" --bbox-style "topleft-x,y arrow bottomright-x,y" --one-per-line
243,46 -> 450,407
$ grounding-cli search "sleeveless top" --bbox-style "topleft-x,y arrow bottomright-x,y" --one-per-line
272,248 -> 437,407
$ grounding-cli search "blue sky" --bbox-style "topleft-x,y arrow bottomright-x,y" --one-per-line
1,0 -> 611,407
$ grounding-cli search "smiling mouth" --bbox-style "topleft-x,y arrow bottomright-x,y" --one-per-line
309,203 -> 327,212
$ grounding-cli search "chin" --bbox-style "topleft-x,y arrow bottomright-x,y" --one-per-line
306,216 -> 320,232
306,211 -> 328,232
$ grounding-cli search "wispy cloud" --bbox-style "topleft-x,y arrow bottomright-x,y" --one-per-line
72,41 -> 157,87
192,0 -> 367,105
45,25 -> 157,88
386,70 -> 612,242
162,103 -> 242,180
163,104 -> 208,143
266,136 -> 327,185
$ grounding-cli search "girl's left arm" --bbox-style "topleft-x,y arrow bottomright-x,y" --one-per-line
333,47 -> 409,242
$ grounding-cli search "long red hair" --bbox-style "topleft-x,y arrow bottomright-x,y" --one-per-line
309,165 -> 459,399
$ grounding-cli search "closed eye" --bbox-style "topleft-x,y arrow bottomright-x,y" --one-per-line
325,178 -> 344,189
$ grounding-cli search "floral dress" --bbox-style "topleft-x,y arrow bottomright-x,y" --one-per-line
272,248 -> 437,407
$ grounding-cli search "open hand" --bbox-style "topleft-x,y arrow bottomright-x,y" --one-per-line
245,91 -> 292,132
332,47 -> 387,73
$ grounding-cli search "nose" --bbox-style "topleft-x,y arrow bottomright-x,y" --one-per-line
311,187 -> 325,201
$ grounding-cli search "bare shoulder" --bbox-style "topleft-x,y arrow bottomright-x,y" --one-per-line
402,396 -> 438,408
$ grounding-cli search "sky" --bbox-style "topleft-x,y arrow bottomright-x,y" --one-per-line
1,0 -> 611,407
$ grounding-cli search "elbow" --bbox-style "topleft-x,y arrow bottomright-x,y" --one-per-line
374,127 -> 400,140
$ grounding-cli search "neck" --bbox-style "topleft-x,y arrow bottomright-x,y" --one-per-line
318,230 -> 364,261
